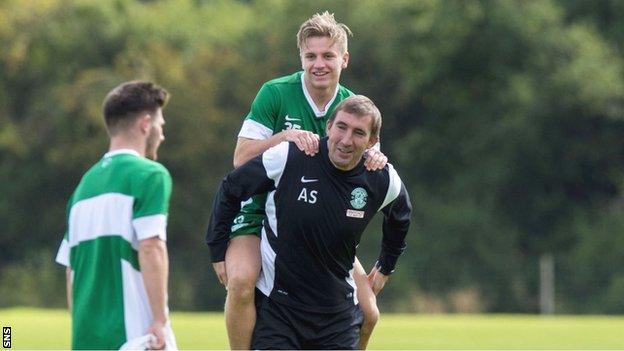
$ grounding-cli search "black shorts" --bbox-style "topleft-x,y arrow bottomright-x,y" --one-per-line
251,290 -> 364,350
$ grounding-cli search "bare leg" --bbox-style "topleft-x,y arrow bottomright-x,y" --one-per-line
354,257 -> 379,350
224,235 -> 261,350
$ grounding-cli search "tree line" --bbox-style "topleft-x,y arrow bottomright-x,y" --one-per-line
1,0 -> 624,313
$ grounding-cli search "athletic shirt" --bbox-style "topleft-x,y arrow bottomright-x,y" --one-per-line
207,140 -> 412,312
55,149 -> 172,350
238,71 -> 355,140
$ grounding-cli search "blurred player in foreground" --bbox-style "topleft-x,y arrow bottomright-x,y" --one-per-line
56,81 -> 177,350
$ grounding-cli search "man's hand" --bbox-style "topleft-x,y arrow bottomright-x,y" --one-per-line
146,320 -> 167,350
212,261 -> 228,287
281,129 -> 320,156
367,265 -> 389,295
364,148 -> 388,171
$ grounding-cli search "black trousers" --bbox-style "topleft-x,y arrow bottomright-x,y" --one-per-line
251,290 -> 364,350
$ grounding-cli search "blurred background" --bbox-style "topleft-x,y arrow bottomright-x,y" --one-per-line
1,0 -> 624,315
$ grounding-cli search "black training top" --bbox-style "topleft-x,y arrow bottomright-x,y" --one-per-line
206,138 -> 412,312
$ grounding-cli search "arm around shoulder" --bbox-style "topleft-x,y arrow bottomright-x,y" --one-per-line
234,137 -> 283,168
234,129 -> 320,168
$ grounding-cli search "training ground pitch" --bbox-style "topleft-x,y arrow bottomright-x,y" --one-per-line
1,307 -> 624,349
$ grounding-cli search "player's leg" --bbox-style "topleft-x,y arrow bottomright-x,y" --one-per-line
225,234 -> 261,350
354,257 -> 379,350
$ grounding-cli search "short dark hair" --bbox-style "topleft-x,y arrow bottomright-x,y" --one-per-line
328,95 -> 382,137
102,80 -> 169,134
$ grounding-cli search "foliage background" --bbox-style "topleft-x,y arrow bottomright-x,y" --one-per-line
1,0 -> 624,313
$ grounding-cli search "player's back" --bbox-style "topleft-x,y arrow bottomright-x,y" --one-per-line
66,150 -> 170,349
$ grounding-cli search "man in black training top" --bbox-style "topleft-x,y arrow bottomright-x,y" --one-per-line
206,95 -> 411,350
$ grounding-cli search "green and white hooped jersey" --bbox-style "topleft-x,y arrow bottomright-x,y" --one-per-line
238,71 -> 354,140
55,149 -> 173,350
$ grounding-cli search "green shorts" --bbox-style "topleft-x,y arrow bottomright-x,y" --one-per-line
230,194 -> 268,238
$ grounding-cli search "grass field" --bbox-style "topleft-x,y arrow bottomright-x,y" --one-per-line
2,307 -> 624,349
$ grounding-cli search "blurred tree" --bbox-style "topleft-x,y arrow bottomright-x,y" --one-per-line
343,0 -> 624,312
1,0 -> 624,314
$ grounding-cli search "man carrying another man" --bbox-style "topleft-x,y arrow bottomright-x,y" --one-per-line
207,95 -> 411,349
206,12 -> 388,349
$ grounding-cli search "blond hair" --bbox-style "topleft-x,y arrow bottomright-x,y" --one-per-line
296,11 -> 352,53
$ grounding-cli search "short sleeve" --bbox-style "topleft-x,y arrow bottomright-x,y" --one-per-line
132,167 -> 172,241
262,141 -> 290,186
238,83 -> 279,139
57,196 -> 73,267
55,235 -> 70,267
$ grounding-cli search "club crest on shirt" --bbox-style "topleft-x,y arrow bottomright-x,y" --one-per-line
350,187 -> 368,209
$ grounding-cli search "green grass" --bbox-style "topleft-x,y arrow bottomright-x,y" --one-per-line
1,308 -> 624,349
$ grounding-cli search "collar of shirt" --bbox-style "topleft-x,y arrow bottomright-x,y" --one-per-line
103,149 -> 140,158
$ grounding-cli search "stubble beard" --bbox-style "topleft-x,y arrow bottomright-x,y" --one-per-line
145,128 -> 160,161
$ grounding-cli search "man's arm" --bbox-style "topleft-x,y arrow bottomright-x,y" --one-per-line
56,235 -> 72,311
233,131 -> 319,168
139,237 -> 169,350
367,265 -> 388,296
375,175 -> 412,289
65,267 -> 72,312
206,143 -> 288,261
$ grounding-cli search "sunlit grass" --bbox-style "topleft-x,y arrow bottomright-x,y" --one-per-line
1,308 -> 624,349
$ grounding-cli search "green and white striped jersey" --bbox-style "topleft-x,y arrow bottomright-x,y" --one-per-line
238,71 -> 354,140
56,149 -> 173,350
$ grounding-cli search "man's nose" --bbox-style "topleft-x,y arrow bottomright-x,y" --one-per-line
340,131 -> 353,145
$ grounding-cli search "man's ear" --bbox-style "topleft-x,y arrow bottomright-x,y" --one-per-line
368,135 -> 379,149
342,51 -> 349,69
326,119 -> 333,135
138,113 -> 152,134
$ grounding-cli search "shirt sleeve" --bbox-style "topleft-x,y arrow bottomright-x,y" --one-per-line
205,142 -> 290,262
56,196 -> 73,267
237,83 -> 279,140
376,166 -> 412,275
55,234 -> 70,267
132,167 -> 172,241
